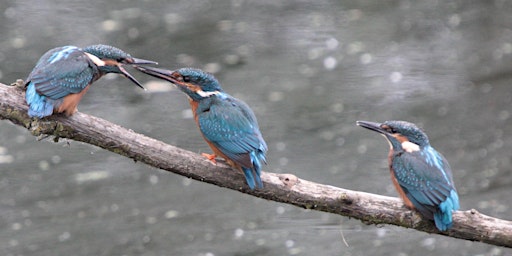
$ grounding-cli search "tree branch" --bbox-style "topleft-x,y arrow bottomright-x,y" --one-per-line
1,82 -> 511,248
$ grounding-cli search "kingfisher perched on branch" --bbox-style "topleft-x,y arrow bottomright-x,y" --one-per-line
135,66 -> 268,190
356,120 -> 459,231
25,44 -> 157,118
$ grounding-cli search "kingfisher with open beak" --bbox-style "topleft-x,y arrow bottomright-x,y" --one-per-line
25,44 -> 157,118
357,120 -> 460,231
135,66 -> 268,190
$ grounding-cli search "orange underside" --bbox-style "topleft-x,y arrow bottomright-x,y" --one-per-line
189,99 -> 239,169
388,150 -> 415,209
54,85 -> 91,116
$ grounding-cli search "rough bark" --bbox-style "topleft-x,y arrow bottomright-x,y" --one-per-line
1,82 -> 511,248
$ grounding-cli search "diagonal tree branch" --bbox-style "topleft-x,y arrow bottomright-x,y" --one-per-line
1,82 -> 511,248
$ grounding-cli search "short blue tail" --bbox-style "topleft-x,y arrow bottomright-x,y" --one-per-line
241,151 -> 266,190
433,190 -> 460,231
25,83 -> 55,118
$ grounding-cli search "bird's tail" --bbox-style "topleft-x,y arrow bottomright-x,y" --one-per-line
242,151 -> 266,190
433,189 -> 460,231
25,83 -> 55,118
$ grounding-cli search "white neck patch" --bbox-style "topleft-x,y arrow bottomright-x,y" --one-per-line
402,141 -> 420,152
197,90 -> 219,98
84,52 -> 106,67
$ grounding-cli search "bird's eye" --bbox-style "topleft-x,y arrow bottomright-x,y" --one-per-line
182,76 -> 191,82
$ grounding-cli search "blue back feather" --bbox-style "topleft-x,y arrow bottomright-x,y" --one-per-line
196,93 -> 267,189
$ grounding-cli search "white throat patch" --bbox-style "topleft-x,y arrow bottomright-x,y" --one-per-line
84,52 -> 106,67
197,90 -> 219,98
402,141 -> 420,152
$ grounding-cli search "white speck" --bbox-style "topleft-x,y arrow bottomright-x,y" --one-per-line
276,206 -> 285,214
146,216 -> 157,224
498,110 -> 509,120
308,48 -> 323,60
9,239 -> 18,247
165,210 -> 179,219
58,232 -> 71,242
323,56 -> 338,70
285,240 -> 295,248
224,54 -> 240,65
204,233 -> 214,241
325,38 -> 339,50
268,91 -> 284,102
279,157 -> 289,166
75,171 -> 110,183
330,103 -> 344,113
502,43 -> 512,54
347,42 -> 364,55
177,54 -> 195,66
181,109 -> 193,119
348,9 -> 363,21
144,80 -> 174,93
182,178 -> 192,186
448,14 -> 460,27
16,135 -> 26,144
203,63 -> 221,74
360,53 -> 373,64
11,37 -> 26,49
11,223 -> 21,231
288,247 -> 303,255
390,72 -> 403,83
149,174 -> 159,184
101,19 -> 120,32
0,147 -> 7,155
128,27 -> 139,39
4,7 -> 16,19
357,144 -> 367,154
375,228 -> 387,238
437,106 -> 448,116
110,204 -> 119,212
217,20 -> 233,32
246,221 -> 257,229
275,142 -> 286,151
203,253 -> 215,256
234,228 -> 244,238
0,155 -> 13,164
51,155 -> 61,164
164,13 -> 182,25
39,160 -> 49,171
255,238 -> 266,246
421,237 -> 436,250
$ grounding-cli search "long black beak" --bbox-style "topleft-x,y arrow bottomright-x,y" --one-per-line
356,120 -> 389,135
118,65 -> 147,90
130,57 -> 158,65
134,66 -> 178,83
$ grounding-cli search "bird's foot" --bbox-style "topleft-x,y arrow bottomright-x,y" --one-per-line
201,153 -> 217,164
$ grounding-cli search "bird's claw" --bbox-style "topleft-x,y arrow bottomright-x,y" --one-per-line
201,153 -> 217,164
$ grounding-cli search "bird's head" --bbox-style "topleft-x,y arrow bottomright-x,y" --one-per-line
135,66 -> 223,101
83,44 -> 157,90
356,120 -> 430,152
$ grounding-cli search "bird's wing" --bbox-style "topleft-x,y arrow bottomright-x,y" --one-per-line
198,96 -> 267,168
27,47 -> 95,100
392,148 -> 455,216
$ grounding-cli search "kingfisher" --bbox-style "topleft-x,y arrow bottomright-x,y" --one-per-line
25,44 -> 157,118
356,120 -> 459,231
135,66 -> 268,190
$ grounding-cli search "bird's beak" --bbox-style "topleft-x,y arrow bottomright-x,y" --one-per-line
356,121 -> 389,135
130,57 -> 158,65
134,66 -> 180,83
117,64 -> 146,90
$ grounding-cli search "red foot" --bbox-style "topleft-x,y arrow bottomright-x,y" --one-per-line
201,153 -> 217,164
